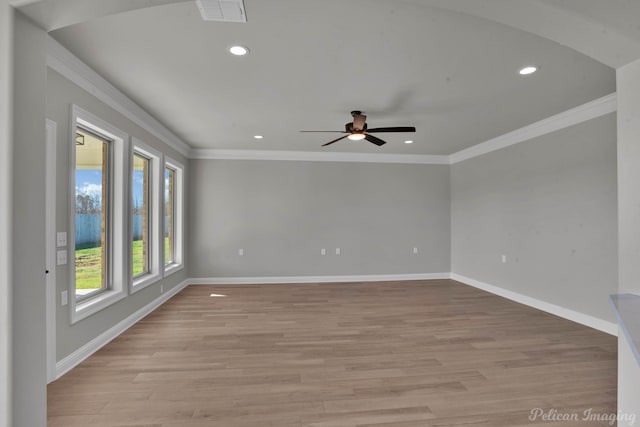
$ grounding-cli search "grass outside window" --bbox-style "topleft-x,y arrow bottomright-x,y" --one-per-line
76,237 -> 170,290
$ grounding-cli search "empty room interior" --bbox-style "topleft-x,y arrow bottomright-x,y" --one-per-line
3,0 -> 640,426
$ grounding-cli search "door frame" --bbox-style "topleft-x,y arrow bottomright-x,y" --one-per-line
45,118 -> 57,383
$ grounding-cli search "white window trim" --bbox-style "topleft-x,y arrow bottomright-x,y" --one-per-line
69,105 -> 129,324
45,118 -> 57,383
130,138 -> 162,293
164,156 -> 184,276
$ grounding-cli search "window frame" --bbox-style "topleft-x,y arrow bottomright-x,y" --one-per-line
69,105 -> 128,324
163,156 -> 184,275
132,151 -> 150,279
130,138 -> 163,293
74,125 -> 112,302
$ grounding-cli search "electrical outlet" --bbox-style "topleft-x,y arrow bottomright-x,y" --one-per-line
160,284 -> 164,294
56,250 -> 67,265
56,232 -> 67,247
413,247 -> 418,254
321,248 -> 326,256
61,290 -> 68,306
335,248 -> 341,255
238,248 -> 243,256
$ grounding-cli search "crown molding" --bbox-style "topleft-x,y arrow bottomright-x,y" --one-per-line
45,34 -> 617,165
46,35 -> 191,158
449,93 -> 617,164
194,93 -> 616,164
190,148 -> 450,164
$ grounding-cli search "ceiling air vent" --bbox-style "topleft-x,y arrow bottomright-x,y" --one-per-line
196,0 -> 247,23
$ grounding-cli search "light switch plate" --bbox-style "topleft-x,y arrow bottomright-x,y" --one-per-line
61,290 -> 68,306
56,250 -> 67,265
56,232 -> 67,247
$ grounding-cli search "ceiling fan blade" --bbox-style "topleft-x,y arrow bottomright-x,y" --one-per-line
367,126 -> 416,133
322,135 -> 350,147
352,114 -> 367,131
365,134 -> 387,146
300,131 -> 346,133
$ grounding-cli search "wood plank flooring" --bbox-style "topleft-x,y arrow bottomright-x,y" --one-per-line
48,280 -> 617,427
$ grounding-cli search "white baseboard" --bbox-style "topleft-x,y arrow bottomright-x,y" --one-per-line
450,273 -> 618,336
188,272 -> 452,285
55,273 -> 617,380
55,279 -> 189,380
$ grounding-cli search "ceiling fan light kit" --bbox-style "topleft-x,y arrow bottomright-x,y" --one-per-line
301,110 -> 416,147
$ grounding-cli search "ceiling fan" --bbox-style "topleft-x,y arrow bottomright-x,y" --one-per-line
300,111 -> 416,147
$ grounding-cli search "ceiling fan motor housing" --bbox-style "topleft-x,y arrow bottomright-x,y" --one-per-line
300,110 -> 415,147
346,122 -> 367,133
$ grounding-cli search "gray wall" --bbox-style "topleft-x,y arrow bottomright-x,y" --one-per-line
12,10 -> 47,427
451,113 -> 618,323
617,61 -> 640,297
616,57 -> 640,424
0,3 -> 13,426
47,68 -> 188,360
189,160 -> 450,278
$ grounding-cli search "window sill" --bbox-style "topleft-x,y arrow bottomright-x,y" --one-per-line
164,263 -> 184,277
71,288 -> 127,324
131,272 -> 162,294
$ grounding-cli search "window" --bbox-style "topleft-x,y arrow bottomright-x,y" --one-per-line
70,106 -> 128,323
132,153 -> 150,277
131,139 -> 162,292
164,166 -> 175,265
69,105 -> 184,321
164,158 -> 184,273
74,128 -> 110,300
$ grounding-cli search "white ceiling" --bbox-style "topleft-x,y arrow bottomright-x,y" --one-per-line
536,0 -> 640,51
50,0 -> 616,155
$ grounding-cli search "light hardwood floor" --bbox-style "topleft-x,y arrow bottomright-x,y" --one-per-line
48,280 -> 617,427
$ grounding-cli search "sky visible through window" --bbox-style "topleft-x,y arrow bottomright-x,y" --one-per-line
75,170 -> 103,206
76,169 -> 145,211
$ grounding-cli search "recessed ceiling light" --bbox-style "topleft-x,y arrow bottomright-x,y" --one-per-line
519,66 -> 537,75
347,133 -> 366,141
404,140 -> 414,144
229,45 -> 249,56
254,135 -> 263,139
